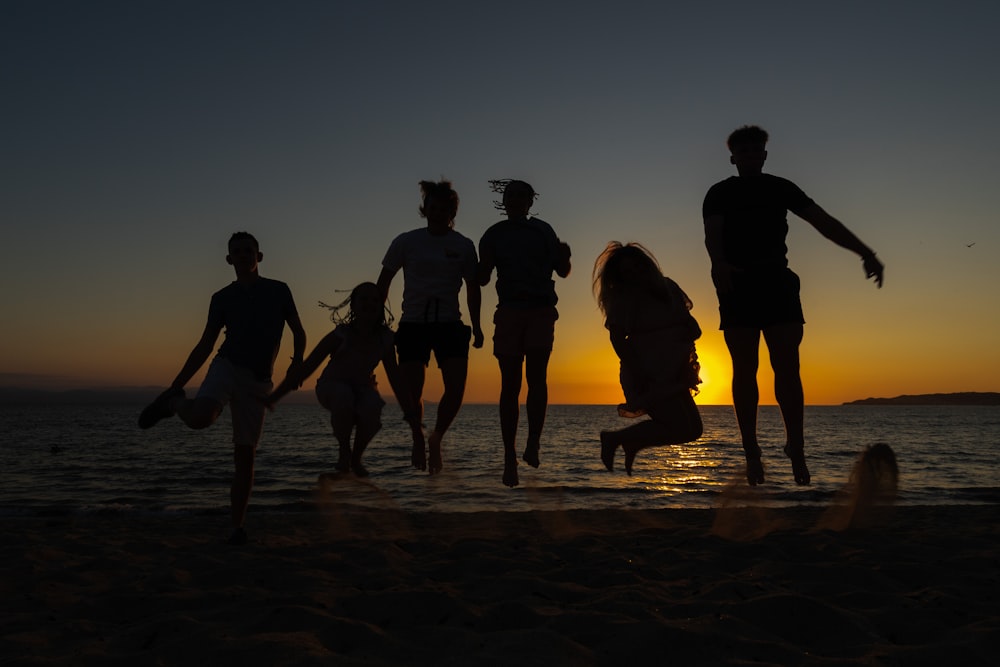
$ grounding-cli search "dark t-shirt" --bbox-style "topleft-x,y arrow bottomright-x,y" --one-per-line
208,277 -> 298,381
702,174 -> 814,272
479,217 -> 563,308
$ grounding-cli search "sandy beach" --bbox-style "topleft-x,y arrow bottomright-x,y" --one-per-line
2,501 -> 998,666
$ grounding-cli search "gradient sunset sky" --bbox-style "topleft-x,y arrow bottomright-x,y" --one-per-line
3,0 -> 998,405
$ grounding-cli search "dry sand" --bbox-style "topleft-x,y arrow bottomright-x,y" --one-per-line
2,502 -> 998,666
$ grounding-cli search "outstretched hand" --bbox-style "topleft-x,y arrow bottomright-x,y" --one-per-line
862,254 -> 884,288
472,326 -> 485,349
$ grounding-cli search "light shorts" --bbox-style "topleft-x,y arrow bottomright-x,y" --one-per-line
492,305 -> 558,358
196,356 -> 273,448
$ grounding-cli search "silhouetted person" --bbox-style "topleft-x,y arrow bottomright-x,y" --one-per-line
594,242 -> 703,475
138,232 -> 306,544
377,180 -> 484,475
265,282 -> 416,477
703,125 -> 884,486
478,179 -> 572,487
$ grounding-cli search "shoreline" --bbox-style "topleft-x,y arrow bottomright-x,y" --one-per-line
3,504 -> 997,665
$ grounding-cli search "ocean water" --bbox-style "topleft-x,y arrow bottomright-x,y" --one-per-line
1,403 -> 997,516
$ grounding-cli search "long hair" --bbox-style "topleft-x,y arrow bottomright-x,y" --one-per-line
319,282 -> 394,328
592,241 -> 671,317
592,241 -> 700,393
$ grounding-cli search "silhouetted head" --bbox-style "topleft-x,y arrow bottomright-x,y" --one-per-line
726,125 -> 768,151
489,179 -> 537,217
419,179 -> 459,230
592,241 -> 663,315
727,125 -> 768,176
226,231 -> 262,276
323,281 -> 394,328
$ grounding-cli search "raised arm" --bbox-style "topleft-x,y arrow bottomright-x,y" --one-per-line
797,203 -> 884,287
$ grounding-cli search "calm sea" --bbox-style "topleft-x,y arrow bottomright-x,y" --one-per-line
1,403 -> 997,517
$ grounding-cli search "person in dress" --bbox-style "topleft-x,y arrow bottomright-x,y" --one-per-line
265,282 -> 415,477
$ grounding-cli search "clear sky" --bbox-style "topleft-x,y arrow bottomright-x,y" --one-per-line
3,0 -> 998,405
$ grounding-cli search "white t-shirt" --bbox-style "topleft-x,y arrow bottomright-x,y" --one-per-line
381,228 -> 478,323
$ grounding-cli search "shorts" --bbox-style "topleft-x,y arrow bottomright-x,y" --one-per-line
394,321 -> 471,367
718,268 -> 805,330
492,305 -> 558,357
196,356 -> 272,448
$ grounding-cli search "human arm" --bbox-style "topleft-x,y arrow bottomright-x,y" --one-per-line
284,301 -> 308,380
703,213 -> 736,292
798,203 -> 884,287
555,241 -> 571,278
466,277 -> 484,349
266,330 -> 338,407
168,316 -> 223,391
477,238 -> 495,286
376,266 -> 398,303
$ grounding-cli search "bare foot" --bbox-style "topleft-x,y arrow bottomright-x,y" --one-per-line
352,462 -> 369,478
784,445 -> 811,485
616,403 -> 646,419
522,441 -> 540,468
745,457 -> 765,486
600,431 -> 617,471
335,445 -> 352,473
623,443 -> 638,476
503,452 -> 519,487
411,431 -> 426,471
428,430 -> 443,475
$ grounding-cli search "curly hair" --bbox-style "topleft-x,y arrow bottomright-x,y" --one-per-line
726,125 -> 769,151
488,179 -> 538,212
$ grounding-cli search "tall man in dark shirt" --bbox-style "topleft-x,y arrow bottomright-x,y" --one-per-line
703,126 -> 884,486
139,232 -> 306,543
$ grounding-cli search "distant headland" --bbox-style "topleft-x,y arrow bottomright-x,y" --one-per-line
844,392 -> 1000,406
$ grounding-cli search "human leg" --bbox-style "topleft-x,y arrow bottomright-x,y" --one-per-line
175,397 -> 224,429
137,387 -> 186,429
496,354 -> 524,487
614,392 -> 702,475
230,445 -> 255,541
763,322 -> 809,485
320,382 -> 357,473
350,386 -> 385,477
399,360 -> 427,470
429,356 -> 469,474
523,349 -> 551,468
724,327 -> 765,485
227,376 -> 268,543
